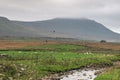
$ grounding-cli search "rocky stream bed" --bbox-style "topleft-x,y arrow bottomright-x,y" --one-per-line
41,68 -> 106,80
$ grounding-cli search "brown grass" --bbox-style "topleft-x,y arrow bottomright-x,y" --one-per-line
0,40 -> 120,51
78,42 -> 120,50
0,40 -> 60,50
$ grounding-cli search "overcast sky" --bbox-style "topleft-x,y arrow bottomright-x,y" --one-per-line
0,0 -> 120,33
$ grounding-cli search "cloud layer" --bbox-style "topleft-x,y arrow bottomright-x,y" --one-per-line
0,0 -> 120,33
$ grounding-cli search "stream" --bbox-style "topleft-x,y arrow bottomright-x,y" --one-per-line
41,62 -> 119,80
60,69 -> 103,80
41,68 -> 105,80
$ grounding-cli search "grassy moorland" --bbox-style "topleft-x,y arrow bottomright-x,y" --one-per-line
95,67 -> 120,80
0,42 -> 120,80
95,61 -> 120,80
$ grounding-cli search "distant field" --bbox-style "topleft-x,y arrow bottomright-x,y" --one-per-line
76,42 -> 120,51
0,40 -> 120,51
0,40 -> 59,50
0,40 -> 120,80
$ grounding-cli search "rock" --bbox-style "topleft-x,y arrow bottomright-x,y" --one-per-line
8,77 -> 13,80
89,75 -> 92,79
65,75 -> 68,77
83,73 -> 87,76
0,73 -> 5,77
50,78 -> 61,80
58,72 -> 64,76
84,68 -> 88,71
94,70 -> 102,75
21,68 -> 25,71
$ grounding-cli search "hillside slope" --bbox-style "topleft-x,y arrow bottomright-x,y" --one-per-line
0,17 -> 41,38
0,17 -> 73,38
14,18 -> 120,42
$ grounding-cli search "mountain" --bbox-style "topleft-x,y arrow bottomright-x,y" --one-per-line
14,18 -> 120,42
0,16 -> 73,39
0,16 -> 120,42
0,16 -> 42,38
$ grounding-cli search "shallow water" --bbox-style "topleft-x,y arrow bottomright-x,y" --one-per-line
60,69 -> 100,80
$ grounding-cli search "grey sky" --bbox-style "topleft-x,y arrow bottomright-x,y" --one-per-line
0,0 -> 120,33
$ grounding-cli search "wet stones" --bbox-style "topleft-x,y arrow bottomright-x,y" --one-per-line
60,69 -> 102,80
41,68 -> 105,80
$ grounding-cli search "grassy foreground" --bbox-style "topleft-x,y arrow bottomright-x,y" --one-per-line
95,67 -> 120,80
0,44 -> 120,80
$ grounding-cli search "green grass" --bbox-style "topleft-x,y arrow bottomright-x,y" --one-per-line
24,44 -> 85,51
95,67 -> 120,80
0,44 -> 120,80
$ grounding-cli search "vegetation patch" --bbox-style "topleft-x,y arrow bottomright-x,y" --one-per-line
24,44 -> 85,51
95,67 -> 120,80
